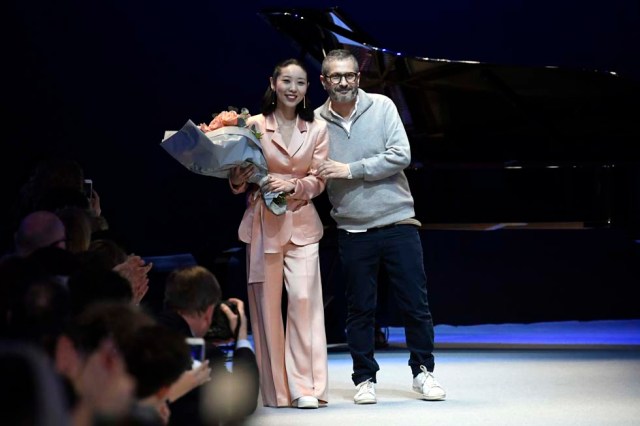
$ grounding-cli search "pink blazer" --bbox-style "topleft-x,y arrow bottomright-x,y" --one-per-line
231,113 -> 329,282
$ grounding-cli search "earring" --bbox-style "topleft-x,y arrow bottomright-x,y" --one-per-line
271,91 -> 276,105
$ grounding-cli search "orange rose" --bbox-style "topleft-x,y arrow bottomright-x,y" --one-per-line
208,110 -> 238,131
197,108 -> 255,134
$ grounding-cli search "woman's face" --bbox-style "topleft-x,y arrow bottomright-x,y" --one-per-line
270,64 -> 308,110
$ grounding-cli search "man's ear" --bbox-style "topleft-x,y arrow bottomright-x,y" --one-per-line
204,303 -> 215,321
54,334 -> 80,378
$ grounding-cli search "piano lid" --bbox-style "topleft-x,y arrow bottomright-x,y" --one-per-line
259,7 -> 640,167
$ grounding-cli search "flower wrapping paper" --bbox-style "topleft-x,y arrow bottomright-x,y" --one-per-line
161,119 -> 286,215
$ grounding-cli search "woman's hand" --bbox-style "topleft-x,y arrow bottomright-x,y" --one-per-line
230,164 -> 256,187
261,175 -> 295,194
113,255 -> 152,305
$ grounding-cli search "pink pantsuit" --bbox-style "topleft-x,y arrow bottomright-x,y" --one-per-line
232,113 -> 329,407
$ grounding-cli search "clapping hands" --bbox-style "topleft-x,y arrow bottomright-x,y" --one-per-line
113,255 -> 153,305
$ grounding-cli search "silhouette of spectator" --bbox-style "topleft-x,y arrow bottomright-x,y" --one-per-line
0,246 -> 78,348
0,341 -> 71,426
4,276 -> 71,358
16,157 -> 86,214
55,301 -> 149,424
123,325 -> 193,424
14,157 -> 108,240
83,238 -> 151,306
66,266 -> 134,317
86,238 -> 128,269
156,265 -> 259,426
13,210 -> 67,257
56,206 -> 93,254
55,301 -> 192,425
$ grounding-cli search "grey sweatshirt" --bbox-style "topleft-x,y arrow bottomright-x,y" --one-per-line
315,89 -> 416,230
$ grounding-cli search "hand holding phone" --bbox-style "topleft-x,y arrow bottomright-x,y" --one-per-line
186,337 -> 205,369
83,179 -> 93,199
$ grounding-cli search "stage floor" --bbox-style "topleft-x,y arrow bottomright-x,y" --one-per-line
245,319 -> 640,426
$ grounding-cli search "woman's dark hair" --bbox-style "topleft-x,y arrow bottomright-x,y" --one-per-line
260,58 -> 314,122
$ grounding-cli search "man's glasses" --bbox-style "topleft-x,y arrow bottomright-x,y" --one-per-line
324,72 -> 359,84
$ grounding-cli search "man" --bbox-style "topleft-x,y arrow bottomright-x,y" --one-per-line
155,265 -> 259,425
55,301 -> 190,425
315,49 -> 446,404
13,210 -> 67,257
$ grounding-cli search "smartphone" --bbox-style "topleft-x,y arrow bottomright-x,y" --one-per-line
186,337 -> 205,368
83,179 -> 93,199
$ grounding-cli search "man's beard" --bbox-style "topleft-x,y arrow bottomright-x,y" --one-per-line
329,85 -> 357,103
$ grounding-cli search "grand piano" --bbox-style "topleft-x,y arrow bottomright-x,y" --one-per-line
255,7 -> 640,328
259,6 -> 640,229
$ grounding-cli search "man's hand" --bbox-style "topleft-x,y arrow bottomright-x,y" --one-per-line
167,360 -> 211,403
221,298 -> 248,341
316,159 -> 350,179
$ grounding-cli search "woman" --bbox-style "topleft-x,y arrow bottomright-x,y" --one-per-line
229,58 -> 329,409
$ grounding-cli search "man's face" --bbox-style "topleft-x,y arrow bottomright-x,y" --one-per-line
195,304 -> 216,338
321,58 -> 359,104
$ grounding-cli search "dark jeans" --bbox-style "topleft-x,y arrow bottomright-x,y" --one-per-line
338,225 -> 435,385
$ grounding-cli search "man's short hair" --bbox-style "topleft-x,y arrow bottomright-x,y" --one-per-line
164,265 -> 222,315
122,325 -> 191,398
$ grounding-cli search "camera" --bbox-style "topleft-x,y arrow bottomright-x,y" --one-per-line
207,300 -> 239,341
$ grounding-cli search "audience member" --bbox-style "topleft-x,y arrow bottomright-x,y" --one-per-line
0,246 -> 78,349
1,341 -> 71,426
156,265 -> 259,426
56,301 -> 191,425
13,210 -> 67,257
80,238 -> 152,306
15,157 -> 86,216
56,206 -> 93,254
123,325 -> 193,424
13,157 -> 108,240
4,276 -> 71,358
54,302 -> 149,424
66,266 -> 134,316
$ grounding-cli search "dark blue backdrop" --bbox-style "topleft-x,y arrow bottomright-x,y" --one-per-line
4,0 -> 640,261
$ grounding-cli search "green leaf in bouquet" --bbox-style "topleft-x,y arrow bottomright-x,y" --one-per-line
249,124 -> 263,140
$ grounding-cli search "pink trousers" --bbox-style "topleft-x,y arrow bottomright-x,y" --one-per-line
246,241 -> 329,407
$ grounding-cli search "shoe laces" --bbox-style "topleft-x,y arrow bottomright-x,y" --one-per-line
357,378 -> 375,392
418,365 -> 439,386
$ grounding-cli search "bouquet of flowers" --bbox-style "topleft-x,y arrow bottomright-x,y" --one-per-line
161,107 -> 287,215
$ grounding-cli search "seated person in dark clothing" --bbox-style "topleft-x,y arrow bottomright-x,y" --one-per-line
55,301 -> 157,424
55,301 -> 193,425
12,210 -> 68,257
155,265 -> 259,426
123,324 -> 193,424
66,265 -> 134,316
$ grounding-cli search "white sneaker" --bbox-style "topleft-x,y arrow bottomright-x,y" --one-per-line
354,378 -> 377,404
412,365 -> 446,401
293,396 -> 319,409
